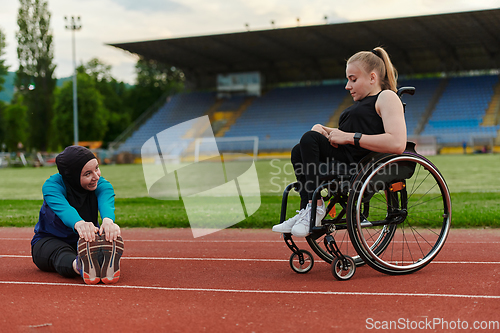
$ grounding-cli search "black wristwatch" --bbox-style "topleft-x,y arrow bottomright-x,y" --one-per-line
354,132 -> 362,148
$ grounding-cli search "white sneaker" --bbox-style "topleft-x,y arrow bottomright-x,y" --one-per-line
291,201 -> 326,237
272,209 -> 304,233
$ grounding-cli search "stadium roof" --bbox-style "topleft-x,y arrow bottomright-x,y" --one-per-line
110,8 -> 500,88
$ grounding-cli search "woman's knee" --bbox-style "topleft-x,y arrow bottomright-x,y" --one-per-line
53,249 -> 79,278
32,237 -> 78,277
291,144 -> 301,163
32,254 -> 53,272
300,130 -> 323,146
31,240 -> 54,272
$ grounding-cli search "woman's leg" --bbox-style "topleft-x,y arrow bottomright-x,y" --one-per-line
299,131 -> 347,201
32,237 -> 80,278
290,143 -> 309,210
271,143 -> 311,233
272,132 -> 348,235
287,131 -> 350,236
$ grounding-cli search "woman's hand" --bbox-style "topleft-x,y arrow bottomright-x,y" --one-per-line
327,129 -> 351,148
74,221 -> 99,242
99,217 -> 121,241
311,124 -> 328,137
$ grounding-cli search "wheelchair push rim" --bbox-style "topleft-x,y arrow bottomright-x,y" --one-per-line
349,155 -> 451,274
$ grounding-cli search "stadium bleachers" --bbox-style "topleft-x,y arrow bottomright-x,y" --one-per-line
216,95 -> 247,111
399,78 -> 442,135
223,84 -> 347,150
117,91 -> 216,155
421,75 -> 499,144
115,75 -> 500,156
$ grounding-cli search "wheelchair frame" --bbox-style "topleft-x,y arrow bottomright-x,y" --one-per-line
280,87 -> 452,280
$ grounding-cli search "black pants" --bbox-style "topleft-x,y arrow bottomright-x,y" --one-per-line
291,131 -> 351,208
31,237 -> 80,278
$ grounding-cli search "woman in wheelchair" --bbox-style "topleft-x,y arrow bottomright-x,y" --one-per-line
272,47 -> 407,237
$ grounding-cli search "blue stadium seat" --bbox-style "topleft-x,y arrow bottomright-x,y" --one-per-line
421,75 -> 499,144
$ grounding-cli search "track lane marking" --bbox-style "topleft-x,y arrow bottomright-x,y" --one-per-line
0,238 -> 499,244
0,280 -> 498,299
0,238 -> 292,243
1,254 -> 499,264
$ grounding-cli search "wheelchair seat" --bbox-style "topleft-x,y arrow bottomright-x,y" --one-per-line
318,162 -> 354,181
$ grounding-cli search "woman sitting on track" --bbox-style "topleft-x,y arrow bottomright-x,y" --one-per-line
31,145 -> 124,284
272,47 -> 407,237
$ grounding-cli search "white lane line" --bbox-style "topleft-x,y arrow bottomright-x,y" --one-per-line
1,255 -> 499,265
1,238 -> 499,244
0,238 -> 292,243
0,255 -> 288,262
0,280 -> 498,299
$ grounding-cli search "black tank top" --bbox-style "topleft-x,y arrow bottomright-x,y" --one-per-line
338,92 -> 385,163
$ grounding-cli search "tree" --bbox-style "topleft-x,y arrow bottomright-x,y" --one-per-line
80,57 -> 113,82
100,79 -> 131,145
78,58 -> 132,146
126,58 -> 184,121
15,0 -> 56,151
0,27 -> 8,94
0,27 -> 10,146
3,96 -> 28,151
51,73 -> 109,149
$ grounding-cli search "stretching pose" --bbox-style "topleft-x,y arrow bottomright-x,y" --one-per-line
31,145 -> 124,284
272,47 -> 407,237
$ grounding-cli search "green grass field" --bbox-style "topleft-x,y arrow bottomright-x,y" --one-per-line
0,154 -> 499,228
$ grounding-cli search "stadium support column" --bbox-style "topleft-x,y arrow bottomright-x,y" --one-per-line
65,16 -> 82,145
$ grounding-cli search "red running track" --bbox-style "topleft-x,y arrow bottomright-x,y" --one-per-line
0,227 -> 499,332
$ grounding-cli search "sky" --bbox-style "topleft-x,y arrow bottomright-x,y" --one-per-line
0,0 -> 499,85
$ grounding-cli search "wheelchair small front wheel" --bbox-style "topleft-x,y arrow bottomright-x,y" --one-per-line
331,255 -> 356,280
289,250 -> 314,274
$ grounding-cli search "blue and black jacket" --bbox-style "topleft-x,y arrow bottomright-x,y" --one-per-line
31,173 -> 115,247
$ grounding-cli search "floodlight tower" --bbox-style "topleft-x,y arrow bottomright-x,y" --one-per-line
64,16 -> 82,145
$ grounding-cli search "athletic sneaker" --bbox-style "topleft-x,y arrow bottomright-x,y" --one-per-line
100,235 -> 124,284
272,209 -> 305,233
291,201 -> 326,237
77,235 -> 102,285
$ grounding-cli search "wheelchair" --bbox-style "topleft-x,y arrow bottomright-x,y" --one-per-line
280,87 -> 451,280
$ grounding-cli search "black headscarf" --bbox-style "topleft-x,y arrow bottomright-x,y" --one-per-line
55,146 -> 99,226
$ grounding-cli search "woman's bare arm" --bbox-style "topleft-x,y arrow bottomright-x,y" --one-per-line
327,90 -> 407,154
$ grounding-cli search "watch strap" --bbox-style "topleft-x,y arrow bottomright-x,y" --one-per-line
354,132 -> 362,148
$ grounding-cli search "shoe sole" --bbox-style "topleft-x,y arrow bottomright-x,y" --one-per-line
77,237 -> 101,285
272,226 -> 293,233
291,227 -> 309,237
272,217 -> 301,233
101,236 -> 124,284
291,211 -> 326,237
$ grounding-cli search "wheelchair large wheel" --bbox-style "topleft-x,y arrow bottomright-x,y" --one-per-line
347,153 -> 451,275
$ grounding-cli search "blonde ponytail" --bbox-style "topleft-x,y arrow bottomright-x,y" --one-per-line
347,46 -> 398,92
